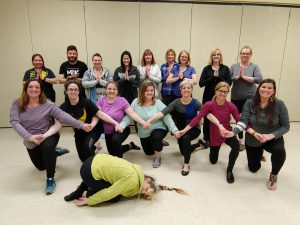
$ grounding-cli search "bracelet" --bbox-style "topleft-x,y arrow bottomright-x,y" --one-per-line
252,131 -> 256,136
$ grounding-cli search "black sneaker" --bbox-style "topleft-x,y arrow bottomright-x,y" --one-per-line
226,171 -> 235,184
56,146 -> 70,157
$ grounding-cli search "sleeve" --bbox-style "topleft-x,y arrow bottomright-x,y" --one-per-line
23,70 -> 30,82
87,176 -> 136,206
10,101 -> 32,141
82,69 -> 98,88
120,99 -> 137,128
191,66 -> 196,75
273,101 -> 290,138
189,102 -> 211,128
161,100 -> 175,115
129,68 -> 140,88
113,68 -> 126,86
99,68 -> 112,87
148,65 -> 161,84
253,64 -> 263,84
223,66 -> 232,86
46,69 -> 55,78
85,99 -> 100,116
162,114 -> 178,133
96,96 -> 103,109
195,100 -> 202,111
121,97 -> 130,111
230,65 -> 238,82
199,67 -> 213,87
138,65 -> 146,82
232,99 -> 252,135
50,103 -> 83,129
59,63 -> 65,75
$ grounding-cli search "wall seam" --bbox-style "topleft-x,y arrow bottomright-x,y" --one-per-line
26,0 -> 34,54
189,4 -> 193,52
138,2 -> 141,63
236,5 -> 244,62
277,7 -> 291,97
83,0 -> 89,64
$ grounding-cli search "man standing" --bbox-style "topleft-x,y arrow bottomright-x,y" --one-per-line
59,45 -> 88,96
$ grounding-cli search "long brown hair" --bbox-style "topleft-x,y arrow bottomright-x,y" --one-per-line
141,49 -> 156,66
19,79 -> 46,112
253,79 -> 277,126
139,175 -> 157,200
138,82 -> 156,106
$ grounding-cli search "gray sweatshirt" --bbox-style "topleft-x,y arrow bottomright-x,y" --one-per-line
233,98 -> 290,147
230,63 -> 263,100
10,100 -> 84,149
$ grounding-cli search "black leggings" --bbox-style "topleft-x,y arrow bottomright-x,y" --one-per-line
27,133 -> 59,178
203,117 -> 210,142
245,137 -> 286,175
80,156 -> 121,202
105,126 -> 131,158
140,129 -> 168,155
75,129 -> 101,162
209,136 -> 240,172
231,99 -> 247,140
178,127 -> 201,164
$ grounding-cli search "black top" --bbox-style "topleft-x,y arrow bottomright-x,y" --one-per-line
60,98 -> 102,136
113,66 -> 140,104
59,60 -> 88,79
199,64 -> 231,104
23,68 -> 56,102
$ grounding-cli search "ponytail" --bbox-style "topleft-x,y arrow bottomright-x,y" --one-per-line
158,184 -> 188,195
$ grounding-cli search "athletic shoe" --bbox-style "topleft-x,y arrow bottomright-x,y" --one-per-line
55,146 -> 70,156
152,157 -> 161,168
45,178 -> 56,195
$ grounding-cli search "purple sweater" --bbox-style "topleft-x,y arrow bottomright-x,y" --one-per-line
189,100 -> 240,146
10,100 -> 84,149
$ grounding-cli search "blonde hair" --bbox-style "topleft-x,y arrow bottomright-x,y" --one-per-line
178,50 -> 190,66
208,48 -> 223,66
139,175 -> 157,200
212,81 -> 230,100
240,45 -> 253,55
165,49 -> 176,62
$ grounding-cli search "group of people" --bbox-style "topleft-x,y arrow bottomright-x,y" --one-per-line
10,45 -> 290,207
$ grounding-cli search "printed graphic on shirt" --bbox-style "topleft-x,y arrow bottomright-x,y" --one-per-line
67,68 -> 80,77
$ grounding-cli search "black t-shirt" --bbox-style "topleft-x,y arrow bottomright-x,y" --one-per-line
23,67 -> 56,102
59,60 -> 88,97
60,98 -> 102,135
59,60 -> 88,79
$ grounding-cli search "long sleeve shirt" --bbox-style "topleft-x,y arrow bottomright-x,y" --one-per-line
88,154 -> 144,206
10,100 -> 84,149
233,98 -> 290,147
138,64 -> 161,98
189,100 -> 240,146
230,63 -> 263,100
199,64 -> 231,103
120,98 -> 178,138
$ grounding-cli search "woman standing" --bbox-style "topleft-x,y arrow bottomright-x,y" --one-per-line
160,49 -> 179,106
113,51 -> 140,104
82,53 -> 112,103
199,48 -> 231,146
138,49 -> 161,98
23,54 -> 58,102
60,80 -> 122,162
147,80 -> 207,176
230,46 -> 263,149
180,82 -> 240,183
96,81 -> 146,158
10,79 -> 88,194
166,50 -> 197,98
227,79 -> 289,190
120,82 -> 179,168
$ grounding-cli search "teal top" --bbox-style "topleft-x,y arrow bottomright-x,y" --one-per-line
120,98 -> 178,138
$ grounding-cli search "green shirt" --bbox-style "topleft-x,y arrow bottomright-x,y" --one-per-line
88,154 -> 144,206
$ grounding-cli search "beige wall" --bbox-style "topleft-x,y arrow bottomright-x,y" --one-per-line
1,0 -> 299,127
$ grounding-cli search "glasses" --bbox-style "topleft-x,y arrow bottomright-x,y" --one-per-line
67,88 -> 79,92
217,90 -> 229,94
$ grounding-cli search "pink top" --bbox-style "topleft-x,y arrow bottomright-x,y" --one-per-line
189,100 -> 240,146
97,96 -> 130,134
